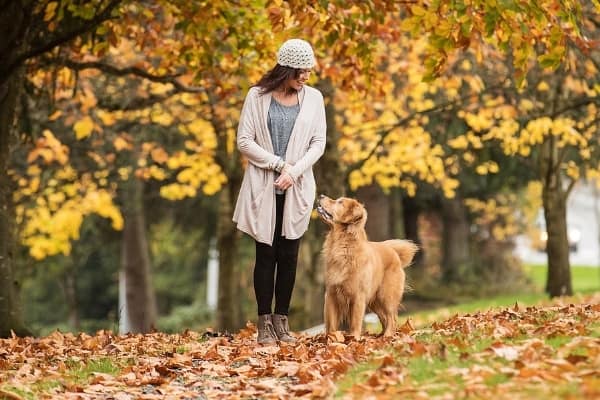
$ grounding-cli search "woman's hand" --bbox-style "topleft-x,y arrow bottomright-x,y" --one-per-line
274,172 -> 294,190
274,164 -> 295,190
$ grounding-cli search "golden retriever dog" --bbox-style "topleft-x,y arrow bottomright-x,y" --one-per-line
316,195 -> 417,338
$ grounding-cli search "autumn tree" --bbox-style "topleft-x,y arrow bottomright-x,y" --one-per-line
323,1 -> 597,296
1,0 -> 124,338
402,2 -> 600,296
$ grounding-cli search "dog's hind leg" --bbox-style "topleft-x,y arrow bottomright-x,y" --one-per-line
370,301 -> 390,337
381,306 -> 397,337
324,291 -> 340,333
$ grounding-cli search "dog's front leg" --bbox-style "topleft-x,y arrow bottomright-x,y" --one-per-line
324,291 -> 340,333
348,298 -> 366,339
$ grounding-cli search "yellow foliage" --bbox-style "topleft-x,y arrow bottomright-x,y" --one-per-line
149,82 -> 173,95
18,182 -> 123,259
448,135 -> 469,149
518,99 -> 535,111
180,93 -> 200,106
44,1 -> 58,21
537,81 -> 550,91
187,119 -> 214,139
117,167 -> 130,181
96,109 -> 117,126
565,161 -> 580,180
113,136 -> 133,151
151,147 -> 169,164
464,112 -> 493,132
149,165 -> 166,180
151,109 -> 174,126
160,183 -> 196,200
73,116 -> 95,140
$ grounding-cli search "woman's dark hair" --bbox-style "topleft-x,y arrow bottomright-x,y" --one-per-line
254,64 -> 301,95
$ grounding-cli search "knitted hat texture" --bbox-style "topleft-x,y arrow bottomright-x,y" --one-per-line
277,39 -> 315,69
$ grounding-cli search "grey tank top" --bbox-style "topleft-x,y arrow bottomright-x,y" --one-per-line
267,96 -> 300,194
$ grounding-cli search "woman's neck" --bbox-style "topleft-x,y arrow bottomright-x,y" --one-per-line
272,87 -> 299,106
275,86 -> 298,97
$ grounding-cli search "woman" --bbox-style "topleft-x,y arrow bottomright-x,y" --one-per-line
233,39 -> 326,344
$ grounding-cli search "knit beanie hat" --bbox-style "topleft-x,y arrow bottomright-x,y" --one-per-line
277,39 -> 315,69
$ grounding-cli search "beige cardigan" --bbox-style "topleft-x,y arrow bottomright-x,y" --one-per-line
233,85 -> 326,244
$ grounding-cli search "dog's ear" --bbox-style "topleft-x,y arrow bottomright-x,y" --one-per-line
342,200 -> 365,225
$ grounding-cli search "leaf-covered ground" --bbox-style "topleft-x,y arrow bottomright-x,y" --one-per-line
1,294 -> 599,399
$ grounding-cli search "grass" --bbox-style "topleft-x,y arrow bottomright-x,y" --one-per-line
337,264 -> 600,398
525,264 -> 600,293
397,265 -> 600,329
67,357 -> 121,383
334,359 -> 380,395
0,358 -> 123,399
0,386 -> 35,400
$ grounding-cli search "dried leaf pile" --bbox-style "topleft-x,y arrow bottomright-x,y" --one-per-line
1,294 -> 599,399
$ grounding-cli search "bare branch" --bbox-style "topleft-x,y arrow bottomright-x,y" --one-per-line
2,0 -> 121,85
551,96 -> 600,118
98,91 -> 179,111
61,59 -> 205,93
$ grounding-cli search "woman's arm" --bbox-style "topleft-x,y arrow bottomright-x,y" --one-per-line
287,94 -> 326,180
237,89 -> 282,171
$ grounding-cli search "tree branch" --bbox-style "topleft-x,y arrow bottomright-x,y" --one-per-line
550,96 -> 600,118
98,91 -> 179,111
343,80 -> 508,180
2,0 -> 121,85
60,59 -> 205,93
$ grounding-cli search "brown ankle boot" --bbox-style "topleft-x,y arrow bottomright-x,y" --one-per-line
257,314 -> 277,345
272,314 -> 297,343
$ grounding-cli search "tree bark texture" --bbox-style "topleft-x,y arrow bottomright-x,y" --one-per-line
441,195 -> 471,283
0,75 -> 30,337
213,108 -> 243,332
355,184 -> 390,241
121,178 -> 157,333
402,196 -> 424,267
216,175 -> 242,332
62,266 -> 80,330
541,140 -> 572,297
0,2 -> 30,336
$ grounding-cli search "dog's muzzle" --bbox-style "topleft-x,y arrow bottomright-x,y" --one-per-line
316,204 -> 333,221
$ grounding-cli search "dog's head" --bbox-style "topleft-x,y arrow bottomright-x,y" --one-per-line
316,195 -> 367,227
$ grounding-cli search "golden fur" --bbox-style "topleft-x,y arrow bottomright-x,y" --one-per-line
317,195 -> 418,338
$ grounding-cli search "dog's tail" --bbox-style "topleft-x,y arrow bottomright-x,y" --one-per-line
383,240 -> 418,268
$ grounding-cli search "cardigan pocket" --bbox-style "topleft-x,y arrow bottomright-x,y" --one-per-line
251,185 -> 269,210
287,177 -> 311,226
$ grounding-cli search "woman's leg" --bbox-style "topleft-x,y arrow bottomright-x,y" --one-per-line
254,241 -> 277,315
274,236 -> 301,315
253,194 -> 285,315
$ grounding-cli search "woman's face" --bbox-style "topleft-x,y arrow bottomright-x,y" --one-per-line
284,69 -> 312,92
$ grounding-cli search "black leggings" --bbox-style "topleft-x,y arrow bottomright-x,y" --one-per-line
254,194 -> 301,316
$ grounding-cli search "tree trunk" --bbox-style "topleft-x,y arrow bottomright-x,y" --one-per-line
0,66 -> 30,338
541,139 -> 572,297
593,185 -> 600,285
389,187 -> 405,239
403,196 -> 424,267
441,195 -> 471,283
121,178 -> 157,333
212,104 -> 243,332
355,184 -> 390,241
62,266 -> 80,330
216,175 -> 242,332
